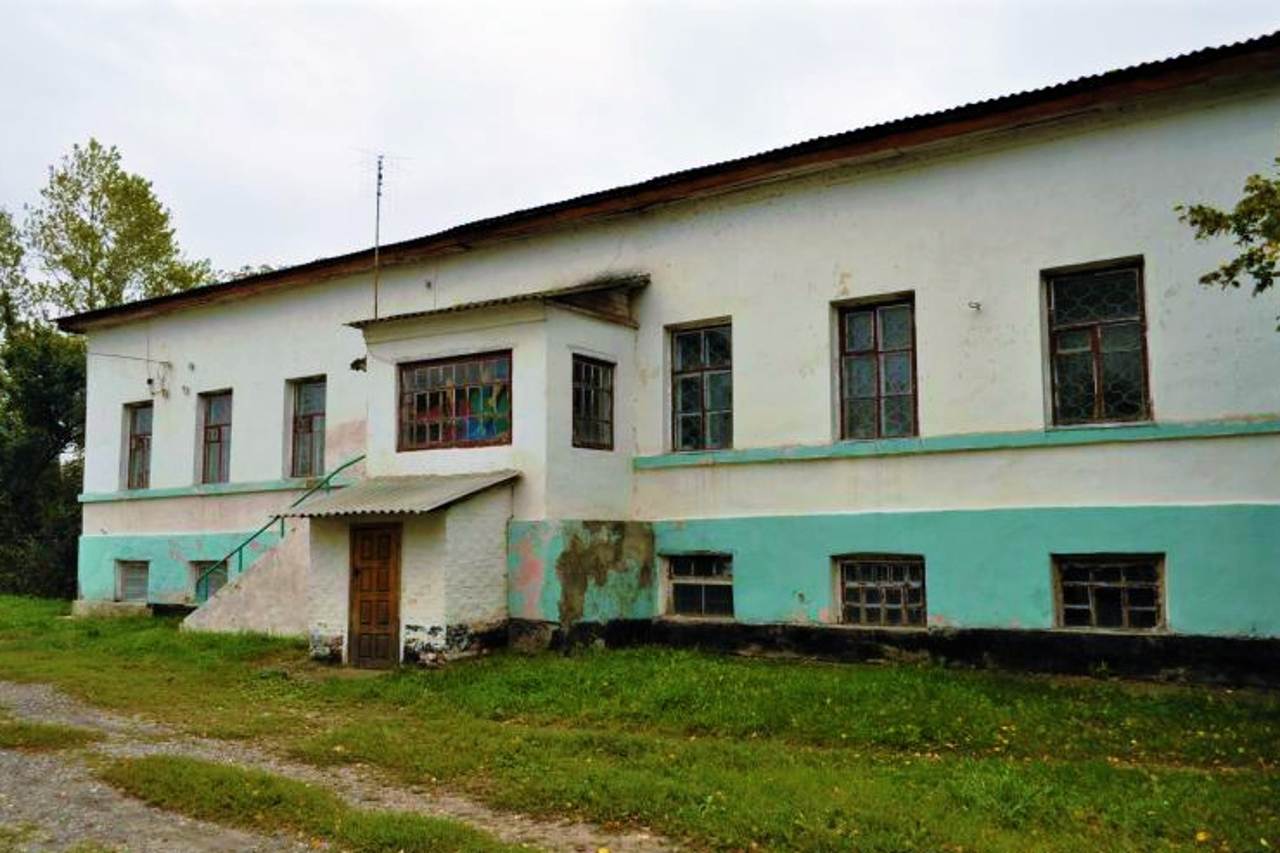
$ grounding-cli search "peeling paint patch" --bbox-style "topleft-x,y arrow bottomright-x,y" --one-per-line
309,625 -> 343,663
554,521 -> 654,627
507,522 -> 556,619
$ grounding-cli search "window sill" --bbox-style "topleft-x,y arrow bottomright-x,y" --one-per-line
82,478 -> 318,504
634,417 -> 1280,470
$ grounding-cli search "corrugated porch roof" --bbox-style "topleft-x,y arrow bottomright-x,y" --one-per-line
282,470 -> 519,518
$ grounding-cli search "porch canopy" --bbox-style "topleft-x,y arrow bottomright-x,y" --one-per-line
282,470 -> 519,517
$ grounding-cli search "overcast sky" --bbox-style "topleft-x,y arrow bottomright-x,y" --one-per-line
2,0 -> 1278,275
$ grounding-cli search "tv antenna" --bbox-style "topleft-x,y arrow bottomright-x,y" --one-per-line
373,154 -> 384,319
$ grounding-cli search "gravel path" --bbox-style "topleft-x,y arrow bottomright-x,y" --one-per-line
0,682 -> 677,853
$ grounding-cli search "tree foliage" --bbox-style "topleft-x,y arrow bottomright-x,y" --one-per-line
14,138 -> 212,319
0,139 -> 213,597
1178,155 -> 1280,316
0,314 -> 85,597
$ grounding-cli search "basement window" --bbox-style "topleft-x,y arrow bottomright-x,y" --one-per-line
115,560 -> 149,603
1055,554 -> 1163,631
666,553 -> 734,618
191,560 -> 228,602
837,554 -> 926,627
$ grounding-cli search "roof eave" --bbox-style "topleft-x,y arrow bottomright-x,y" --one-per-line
56,31 -> 1280,335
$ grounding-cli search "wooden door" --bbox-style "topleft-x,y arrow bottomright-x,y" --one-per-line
349,525 -> 401,668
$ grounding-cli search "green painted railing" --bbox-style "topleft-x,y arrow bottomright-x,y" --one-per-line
194,454 -> 365,604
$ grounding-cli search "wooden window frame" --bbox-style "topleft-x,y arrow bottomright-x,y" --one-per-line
572,355 -> 615,450
665,553 -> 734,619
125,401 -> 152,490
836,554 -> 927,628
1054,553 -> 1164,632
1046,262 -> 1151,426
199,391 -> 232,484
290,377 -> 326,478
670,323 -> 732,451
838,299 -> 918,440
398,351 -> 512,451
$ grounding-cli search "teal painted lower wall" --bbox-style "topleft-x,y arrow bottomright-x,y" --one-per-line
78,531 -> 282,605
509,505 -> 1280,638
508,520 -> 655,626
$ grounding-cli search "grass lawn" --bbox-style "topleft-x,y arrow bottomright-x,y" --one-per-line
0,595 -> 1276,852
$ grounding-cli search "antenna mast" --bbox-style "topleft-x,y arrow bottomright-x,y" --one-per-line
373,154 -> 384,319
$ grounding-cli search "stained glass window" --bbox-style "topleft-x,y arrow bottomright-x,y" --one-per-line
399,352 -> 512,450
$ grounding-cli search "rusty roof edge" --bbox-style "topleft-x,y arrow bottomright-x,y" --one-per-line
57,30 -> 1280,334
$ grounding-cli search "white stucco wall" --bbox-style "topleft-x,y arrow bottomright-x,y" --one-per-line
82,275 -> 371,498
80,83 -> 1280,535
633,434 -> 1280,519
444,485 -> 513,627
543,307 -> 636,520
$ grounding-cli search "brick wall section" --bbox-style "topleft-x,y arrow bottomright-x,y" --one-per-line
445,484 -> 513,629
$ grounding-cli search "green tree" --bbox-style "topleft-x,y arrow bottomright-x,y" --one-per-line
1178,154 -> 1280,325
0,208 -> 25,301
0,313 -> 85,597
15,138 -> 212,319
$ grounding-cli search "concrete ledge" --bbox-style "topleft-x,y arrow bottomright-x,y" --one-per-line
71,600 -> 150,618
510,619 -> 1280,688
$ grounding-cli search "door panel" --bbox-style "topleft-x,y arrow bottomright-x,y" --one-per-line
349,525 -> 400,669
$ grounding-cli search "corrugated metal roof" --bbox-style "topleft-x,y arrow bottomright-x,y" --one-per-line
349,273 -> 648,329
282,470 -> 519,518
57,30 -> 1280,334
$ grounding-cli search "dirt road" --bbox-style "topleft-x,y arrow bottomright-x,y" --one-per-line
0,682 -> 675,853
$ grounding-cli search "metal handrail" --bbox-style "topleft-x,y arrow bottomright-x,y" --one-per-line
194,454 -> 365,604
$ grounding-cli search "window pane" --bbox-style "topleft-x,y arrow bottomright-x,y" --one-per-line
676,376 -> 703,414
881,352 -> 912,395
844,355 -> 876,398
1101,349 -> 1146,420
706,411 -> 732,449
676,414 -> 703,450
1054,352 -> 1095,422
1052,269 -> 1140,325
845,399 -> 877,439
133,405 -> 152,434
879,304 -> 913,349
703,585 -> 734,616
672,584 -> 702,614
705,370 -> 732,411
674,332 -> 703,371
882,395 -> 914,437
846,311 -> 875,352
705,326 -> 731,367
1101,322 -> 1143,352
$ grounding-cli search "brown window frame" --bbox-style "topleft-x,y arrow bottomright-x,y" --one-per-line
572,355 -> 614,450
838,299 -> 918,440
125,401 -> 152,490
1046,262 -> 1151,426
398,351 -> 512,451
1054,553 -> 1164,631
671,323 -> 732,451
199,391 -> 232,484
836,554 -> 927,627
666,553 -> 734,618
290,377 -> 326,478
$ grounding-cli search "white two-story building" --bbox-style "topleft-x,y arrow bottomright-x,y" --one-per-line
61,33 -> 1280,672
